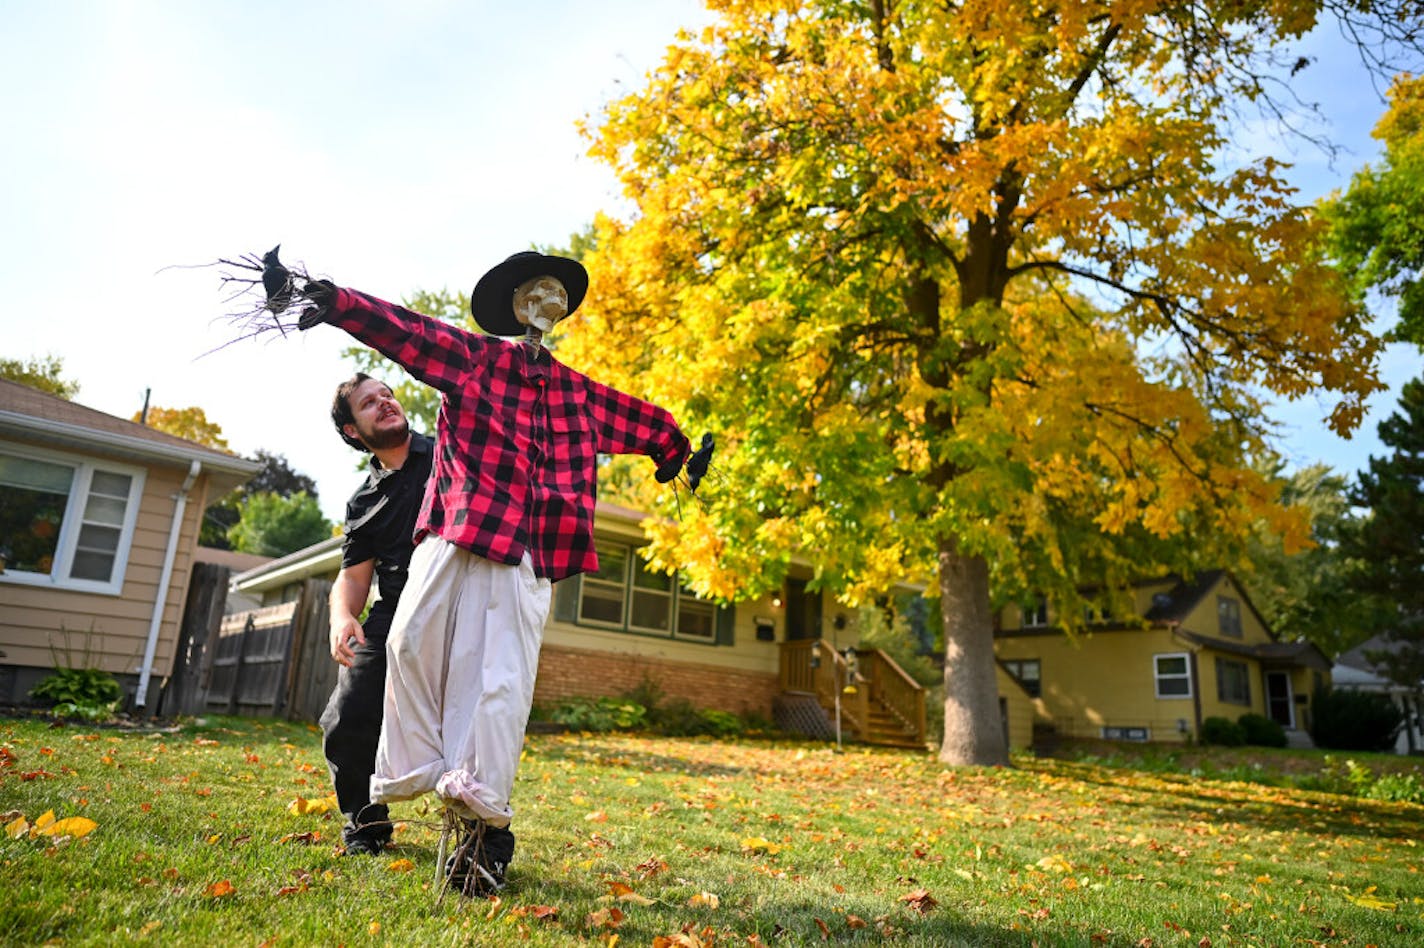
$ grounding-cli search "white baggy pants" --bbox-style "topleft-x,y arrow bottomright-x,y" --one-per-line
370,537 -> 551,828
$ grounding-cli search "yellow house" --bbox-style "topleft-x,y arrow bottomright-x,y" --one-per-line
993,570 -> 1330,745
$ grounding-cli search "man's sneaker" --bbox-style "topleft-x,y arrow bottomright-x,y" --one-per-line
341,803 -> 391,856
342,833 -> 385,856
444,819 -> 515,898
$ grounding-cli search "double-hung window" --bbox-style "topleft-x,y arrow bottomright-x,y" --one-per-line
0,442 -> 145,594
1153,653 -> 1192,699
1216,657 -> 1251,705
557,540 -> 723,643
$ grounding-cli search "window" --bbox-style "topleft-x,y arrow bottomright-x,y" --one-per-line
1021,598 -> 1049,628
1217,596 -> 1242,638
578,543 -> 630,626
1102,726 -> 1150,742
1216,657 -> 1251,705
1083,602 -> 1112,624
0,443 -> 144,594
1003,658 -> 1042,698
559,541 -> 723,643
1153,653 -> 1192,698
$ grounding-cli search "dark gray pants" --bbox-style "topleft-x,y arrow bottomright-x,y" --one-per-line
319,612 -> 391,845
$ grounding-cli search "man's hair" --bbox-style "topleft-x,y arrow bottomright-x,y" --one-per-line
332,372 -> 376,452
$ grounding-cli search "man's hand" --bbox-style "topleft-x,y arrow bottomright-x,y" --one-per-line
330,616 -> 366,667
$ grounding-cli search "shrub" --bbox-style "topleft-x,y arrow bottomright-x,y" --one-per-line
547,696 -> 647,732
647,697 -> 745,738
1237,713 -> 1288,748
1309,687 -> 1402,752
1200,716 -> 1245,746
30,667 -> 122,720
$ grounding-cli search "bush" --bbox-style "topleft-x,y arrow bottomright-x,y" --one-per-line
1310,688 -> 1402,752
649,698 -> 744,738
1200,716 -> 1246,746
30,667 -> 122,719
1237,713 -> 1288,748
546,696 -> 647,732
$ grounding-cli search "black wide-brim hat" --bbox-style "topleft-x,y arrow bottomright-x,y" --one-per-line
471,251 -> 589,336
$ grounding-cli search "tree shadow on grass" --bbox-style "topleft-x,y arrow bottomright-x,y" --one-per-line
1036,759 -> 1422,841
526,736 -> 748,778
498,871 -> 1039,947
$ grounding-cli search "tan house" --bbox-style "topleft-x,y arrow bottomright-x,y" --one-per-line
0,379 -> 260,709
232,502 -> 1035,752
993,570 -> 1330,745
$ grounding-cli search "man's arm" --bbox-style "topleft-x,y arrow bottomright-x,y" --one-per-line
329,559 -> 376,668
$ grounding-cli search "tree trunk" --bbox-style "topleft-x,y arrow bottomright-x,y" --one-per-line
937,538 -> 1009,766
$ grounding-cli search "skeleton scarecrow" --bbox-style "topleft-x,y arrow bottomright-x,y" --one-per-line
253,248 -> 711,898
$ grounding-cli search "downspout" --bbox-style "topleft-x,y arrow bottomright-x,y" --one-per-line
134,459 -> 201,711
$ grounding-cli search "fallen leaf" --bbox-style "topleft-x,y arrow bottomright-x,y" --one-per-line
40,817 -> 98,839
5,816 -> 29,838
33,810 -> 56,832
1345,892 -> 1398,912
204,879 -> 236,898
740,836 -> 781,855
688,891 -> 720,909
846,914 -> 867,929
898,888 -> 938,915
278,831 -> 319,845
814,917 -> 831,939
585,810 -> 609,823
386,858 -> 416,872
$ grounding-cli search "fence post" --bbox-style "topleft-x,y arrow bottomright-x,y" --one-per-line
283,578 -> 335,723
163,562 -> 230,717
226,614 -> 256,715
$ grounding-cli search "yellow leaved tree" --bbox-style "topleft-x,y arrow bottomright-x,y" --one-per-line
561,0 -> 1418,764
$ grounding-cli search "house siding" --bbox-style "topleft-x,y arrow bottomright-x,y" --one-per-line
0,447 -> 212,696
998,627 -> 1199,742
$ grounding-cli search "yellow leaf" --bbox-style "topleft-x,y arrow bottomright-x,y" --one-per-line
41,817 -> 98,839
386,858 -> 416,873
1036,854 -> 1073,873
740,836 -> 781,855
33,810 -> 55,832
5,817 -> 29,839
368,922 -> 381,935
688,891 -> 720,909
287,794 -> 338,816
1345,892 -> 1397,912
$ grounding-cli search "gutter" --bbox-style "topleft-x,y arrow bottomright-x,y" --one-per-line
134,459 -> 201,711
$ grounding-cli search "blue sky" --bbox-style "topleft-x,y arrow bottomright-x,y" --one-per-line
1,2 -> 1418,522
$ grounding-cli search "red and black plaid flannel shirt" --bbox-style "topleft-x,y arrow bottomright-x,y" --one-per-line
326,287 -> 690,581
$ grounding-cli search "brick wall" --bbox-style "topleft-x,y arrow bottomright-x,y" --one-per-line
533,643 -> 780,717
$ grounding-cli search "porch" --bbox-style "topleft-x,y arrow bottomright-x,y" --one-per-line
774,639 -> 928,749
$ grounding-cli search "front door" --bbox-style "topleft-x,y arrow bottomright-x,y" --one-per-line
784,578 -> 822,641
1265,671 -> 1294,728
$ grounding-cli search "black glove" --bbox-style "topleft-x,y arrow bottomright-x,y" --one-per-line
297,279 -> 336,330
655,455 -> 683,484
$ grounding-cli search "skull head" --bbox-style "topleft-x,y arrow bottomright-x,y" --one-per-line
512,275 -> 568,333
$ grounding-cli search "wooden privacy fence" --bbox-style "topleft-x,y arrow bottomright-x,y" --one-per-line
163,570 -> 336,723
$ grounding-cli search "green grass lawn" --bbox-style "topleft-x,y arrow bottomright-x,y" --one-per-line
2,715 -> 1420,947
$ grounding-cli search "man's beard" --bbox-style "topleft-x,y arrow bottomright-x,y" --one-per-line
360,417 -> 410,452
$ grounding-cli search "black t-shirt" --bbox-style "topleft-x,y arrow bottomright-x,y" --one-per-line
340,432 -> 434,620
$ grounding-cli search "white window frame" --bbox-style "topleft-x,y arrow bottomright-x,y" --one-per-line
1153,652 -> 1193,699
1021,598 -> 1049,629
0,440 -> 145,595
